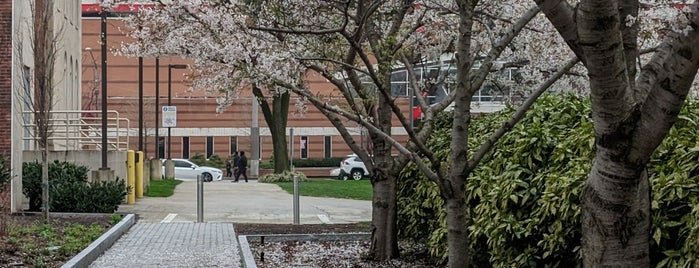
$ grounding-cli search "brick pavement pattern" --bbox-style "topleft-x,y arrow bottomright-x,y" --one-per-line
89,222 -> 240,267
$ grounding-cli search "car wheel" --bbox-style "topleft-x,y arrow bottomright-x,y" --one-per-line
351,170 -> 363,181
202,172 -> 213,182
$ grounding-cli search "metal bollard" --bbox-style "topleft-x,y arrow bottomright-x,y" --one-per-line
197,174 -> 204,222
293,174 -> 299,224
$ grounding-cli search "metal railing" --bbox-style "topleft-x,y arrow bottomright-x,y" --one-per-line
21,110 -> 130,151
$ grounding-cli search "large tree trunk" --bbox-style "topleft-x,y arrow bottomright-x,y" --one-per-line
253,86 -> 290,173
442,1 -> 477,267
368,78 -> 399,261
269,93 -> 290,173
444,189 -> 469,267
581,157 -> 650,266
368,170 -> 399,260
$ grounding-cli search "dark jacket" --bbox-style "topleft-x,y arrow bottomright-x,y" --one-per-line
232,155 -> 240,168
238,155 -> 247,169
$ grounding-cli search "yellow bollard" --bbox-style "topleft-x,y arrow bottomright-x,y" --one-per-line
136,151 -> 144,198
127,150 -> 136,204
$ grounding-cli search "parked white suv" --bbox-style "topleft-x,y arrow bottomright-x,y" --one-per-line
339,154 -> 369,180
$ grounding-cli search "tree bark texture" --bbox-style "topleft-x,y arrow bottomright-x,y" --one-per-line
444,1 -> 477,267
368,72 -> 400,261
581,155 -> 650,266
534,0 -> 699,266
253,86 -> 290,173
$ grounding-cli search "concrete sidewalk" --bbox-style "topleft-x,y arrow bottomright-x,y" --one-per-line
116,179 -> 372,224
89,222 -> 239,267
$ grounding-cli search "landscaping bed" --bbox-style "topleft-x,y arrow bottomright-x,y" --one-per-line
234,223 -> 442,268
0,213 -> 116,267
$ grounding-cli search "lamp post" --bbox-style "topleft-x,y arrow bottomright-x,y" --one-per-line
154,58 -> 159,159
100,7 -> 108,170
167,64 -> 187,159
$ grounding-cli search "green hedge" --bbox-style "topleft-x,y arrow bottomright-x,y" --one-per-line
397,94 -> 699,266
22,160 -> 129,213
190,153 -> 226,169
261,157 -> 344,169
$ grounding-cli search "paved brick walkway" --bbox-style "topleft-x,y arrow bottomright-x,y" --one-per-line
89,222 -> 240,267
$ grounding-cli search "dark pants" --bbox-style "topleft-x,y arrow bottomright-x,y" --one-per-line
226,168 -> 232,177
235,168 -> 248,182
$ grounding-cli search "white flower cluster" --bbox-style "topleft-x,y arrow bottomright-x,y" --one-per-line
117,0 -> 695,109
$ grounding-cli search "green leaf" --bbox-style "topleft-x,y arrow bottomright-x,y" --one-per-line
653,228 -> 662,245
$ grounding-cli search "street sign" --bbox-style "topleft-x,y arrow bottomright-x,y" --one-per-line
162,106 -> 177,127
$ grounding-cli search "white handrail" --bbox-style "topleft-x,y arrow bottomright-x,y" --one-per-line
21,110 -> 130,151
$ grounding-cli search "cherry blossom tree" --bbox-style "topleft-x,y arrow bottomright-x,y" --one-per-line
121,0 -> 697,266
534,0 -> 699,266
119,0 -> 580,265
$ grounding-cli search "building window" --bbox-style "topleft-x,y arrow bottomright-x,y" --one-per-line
206,136 -> 214,159
182,136 -> 190,159
22,66 -> 32,150
324,136 -> 332,158
230,136 -> 238,155
300,136 -> 308,159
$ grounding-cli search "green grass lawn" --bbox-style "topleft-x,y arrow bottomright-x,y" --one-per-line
145,179 -> 182,197
275,179 -> 372,201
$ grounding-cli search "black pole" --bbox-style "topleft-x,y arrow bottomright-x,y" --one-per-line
167,66 -> 172,160
100,9 -> 108,170
138,57 -> 143,151
155,58 -> 160,159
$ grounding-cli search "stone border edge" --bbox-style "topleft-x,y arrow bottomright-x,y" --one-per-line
61,214 -> 136,268
238,233 -> 371,268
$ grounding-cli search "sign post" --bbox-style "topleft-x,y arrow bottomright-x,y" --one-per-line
162,106 -> 177,127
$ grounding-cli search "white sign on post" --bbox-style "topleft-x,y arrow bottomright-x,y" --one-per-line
162,106 -> 177,127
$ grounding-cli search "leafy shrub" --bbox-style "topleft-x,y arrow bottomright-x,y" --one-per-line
22,161 -> 129,213
292,157 -> 344,167
207,154 -> 225,169
189,153 -> 225,169
189,153 -> 206,166
51,178 -> 129,213
23,160 -> 90,211
260,157 -> 344,169
110,214 -> 124,225
0,156 -> 10,191
258,170 -> 309,183
398,94 -> 699,267
0,155 -> 12,236
259,161 -> 274,169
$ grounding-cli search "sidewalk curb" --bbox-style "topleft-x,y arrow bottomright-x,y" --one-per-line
62,214 -> 136,268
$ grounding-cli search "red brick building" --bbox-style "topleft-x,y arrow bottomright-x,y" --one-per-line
80,4 -> 506,164
0,0 -> 11,157
81,12 -> 413,163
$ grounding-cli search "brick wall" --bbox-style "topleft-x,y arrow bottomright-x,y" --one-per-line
0,0 -> 12,157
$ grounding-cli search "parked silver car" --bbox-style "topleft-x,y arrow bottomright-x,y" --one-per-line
338,154 -> 369,180
162,158 -> 223,182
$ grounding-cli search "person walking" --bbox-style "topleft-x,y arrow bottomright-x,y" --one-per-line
225,158 -> 232,178
232,151 -> 240,178
233,151 -> 248,182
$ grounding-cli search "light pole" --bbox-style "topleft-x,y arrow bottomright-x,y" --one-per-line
154,58 -> 159,159
167,64 -> 187,160
100,7 -> 108,170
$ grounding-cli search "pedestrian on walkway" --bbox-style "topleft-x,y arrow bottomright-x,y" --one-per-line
234,151 -> 248,182
225,158 -> 233,178
232,151 -> 240,177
